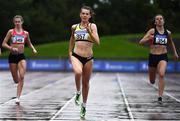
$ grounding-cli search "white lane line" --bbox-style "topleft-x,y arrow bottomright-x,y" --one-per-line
141,77 -> 180,103
49,95 -> 75,121
49,73 -> 98,121
117,74 -> 135,121
0,75 -> 73,106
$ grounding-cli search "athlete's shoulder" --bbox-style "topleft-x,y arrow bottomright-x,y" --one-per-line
89,23 -> 97,27
166,29 -> 171,35
148,28 -> 155,34
90,23 -> 96,25
89,23 -> 97,31
24,30 -> 29,35
71,24 -> 78,30
8,29 -> 14,33
6,29 -> 14,35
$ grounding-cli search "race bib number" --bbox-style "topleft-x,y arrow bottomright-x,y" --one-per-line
12,35 -> 25,43
154,34 -> 168,45
74,30 -> 88,40
75,34 -> 86,40
155,37 -> 167,44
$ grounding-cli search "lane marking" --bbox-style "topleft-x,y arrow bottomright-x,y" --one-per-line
49,73 -> 98,120
49,95 -> 75,121
141,77 -> 180,103
117,74 -> 135,121
0,75 -> 73,106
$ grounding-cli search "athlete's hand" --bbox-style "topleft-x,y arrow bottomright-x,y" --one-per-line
11,47 -> 18,53
85,23 -> 94,43
32,49 -> 37,54
174,53 -> 179,60
85,23 -> 91,33
149,34 -> 154,41
69,52 -> 72,63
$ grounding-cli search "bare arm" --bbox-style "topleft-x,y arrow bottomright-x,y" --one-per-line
167,31 -> 179,60
139,28 -> 154,45
2,30 -> 13,50
68,25 -> 75,62
26,32 -> 37,54
87,23 -> 100,45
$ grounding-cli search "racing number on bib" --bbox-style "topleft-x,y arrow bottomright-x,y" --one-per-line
12,36 -> 25,43
76,34 -> 86,40
155,37 -> 167,44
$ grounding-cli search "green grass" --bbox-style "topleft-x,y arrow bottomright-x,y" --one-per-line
93,34 -> 149,60
2,33 -> 179,60
26,41 -> 69,59
1,41 -> 69,59
172,33 -> 180,38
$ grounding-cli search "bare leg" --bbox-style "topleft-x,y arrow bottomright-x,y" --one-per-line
82,60 -> 93,103
9,63 -> 19,84
157,60 -> 167,97
17,60 -> 26,98
148,67 -> 157,84
71,56 -> 83,92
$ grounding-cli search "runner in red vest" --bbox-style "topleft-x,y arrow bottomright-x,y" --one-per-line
2,15 -> 37,105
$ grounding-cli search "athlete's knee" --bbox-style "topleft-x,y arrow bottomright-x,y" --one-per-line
74,70 -> 82,76
19,74 -> 25,82
159,73 -> 165,79
18,78 -> 24,85
12,76 -> 18,83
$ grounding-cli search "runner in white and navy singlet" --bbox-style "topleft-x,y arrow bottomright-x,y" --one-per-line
139,14 -> 178,103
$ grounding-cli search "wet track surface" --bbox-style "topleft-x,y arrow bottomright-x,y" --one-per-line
0,72 -> 180,121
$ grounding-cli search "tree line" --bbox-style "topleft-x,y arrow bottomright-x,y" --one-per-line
0,0 -> 180,45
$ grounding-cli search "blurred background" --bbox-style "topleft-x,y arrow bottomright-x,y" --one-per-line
1,1 -> 180,120
0,0 -> 179,71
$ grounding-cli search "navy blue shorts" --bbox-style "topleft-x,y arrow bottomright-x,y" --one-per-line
148,53 -> 168,67
8,53 -> 26,64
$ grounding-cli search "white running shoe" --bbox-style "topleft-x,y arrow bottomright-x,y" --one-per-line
15,98 -> 20,105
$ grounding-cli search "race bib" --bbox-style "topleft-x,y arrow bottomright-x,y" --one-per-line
74,30 -> 89,40
12,35 -> 25,44
154,35 -> 167,45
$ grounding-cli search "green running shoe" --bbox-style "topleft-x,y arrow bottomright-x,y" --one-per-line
74,93 -> 80,106
80,105 -> 86,119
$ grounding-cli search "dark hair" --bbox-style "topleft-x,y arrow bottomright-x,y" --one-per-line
81,5 -> 95,22
146,14 -> 165,32
153,14 -> 165,24
146,18 -> 155,32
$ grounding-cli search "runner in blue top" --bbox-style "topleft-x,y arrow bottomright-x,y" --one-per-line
139,14 -> 179,103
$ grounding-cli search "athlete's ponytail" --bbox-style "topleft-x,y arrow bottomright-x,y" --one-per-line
146,18 -> 155,32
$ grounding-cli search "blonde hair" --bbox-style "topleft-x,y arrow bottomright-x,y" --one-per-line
13,15 -> 24,23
